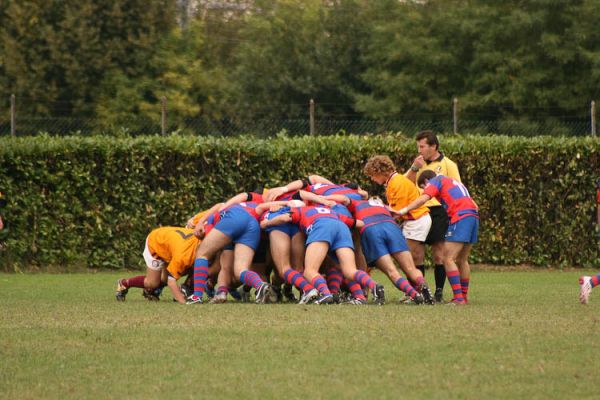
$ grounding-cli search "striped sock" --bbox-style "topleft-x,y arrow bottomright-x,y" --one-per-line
123,275 -> 145,288
216,286 -> 229,295
353,270 -> 376,291
193,258 -> 209,297
461,278 -> 470,301
283,269 -> 314,293
344,279 -> 366,300
395,277 -> 418,298
326,267 -> 343,295
240,270 -> 264,290
311,275 -> 331,296
446,270 -> 465,302
591,274 -> 600,288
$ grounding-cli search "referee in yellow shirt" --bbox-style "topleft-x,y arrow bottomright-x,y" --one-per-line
405,130 -> 461,303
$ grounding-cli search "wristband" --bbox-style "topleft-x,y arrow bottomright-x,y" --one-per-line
410,165 -> 419,172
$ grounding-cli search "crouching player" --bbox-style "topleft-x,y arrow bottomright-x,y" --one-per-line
116,226 -> 218,304
341,196 -> 434,304
393,170 -> 479,305
188,201 -> 279,304
261,203 -> 385,305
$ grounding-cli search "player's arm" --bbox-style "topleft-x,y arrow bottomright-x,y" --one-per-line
260,213 -> 292,229
219,192 -> 252,211
391,194 -> 431,217
255,201 -> 289,215
298,190 -> 336,207
405,156 -> 425,183
168,275 -> 186,304
324,194 -> 351,206
307,174 -> 334,185
193,202 -> 224,237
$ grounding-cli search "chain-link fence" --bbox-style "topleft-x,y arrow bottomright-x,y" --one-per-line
0,97 -> 596,137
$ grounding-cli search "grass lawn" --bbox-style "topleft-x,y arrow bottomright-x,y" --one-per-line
1,269 -> 599,400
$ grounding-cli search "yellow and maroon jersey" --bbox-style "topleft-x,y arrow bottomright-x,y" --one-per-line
406,153 -> 461,208
147,227 -> 200,279
385,173 -> 429,221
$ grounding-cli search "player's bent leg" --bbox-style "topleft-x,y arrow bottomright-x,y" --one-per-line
337,247 -> 385,305
304,242 -> 333,304
455,243 -> 473,303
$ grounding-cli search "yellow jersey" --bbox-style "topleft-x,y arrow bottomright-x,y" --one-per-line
147,227 -> 200,279
385,173 -> 429,221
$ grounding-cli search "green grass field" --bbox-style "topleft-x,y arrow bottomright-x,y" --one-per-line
1,269 -> 599,400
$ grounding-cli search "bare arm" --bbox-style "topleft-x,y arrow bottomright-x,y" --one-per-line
193,202 -> 224,238
168,277 -> 186,304
390,194 -> 431,217
219,193 -> 250,211
260,213 -> 292,229
298,190 -> 336,207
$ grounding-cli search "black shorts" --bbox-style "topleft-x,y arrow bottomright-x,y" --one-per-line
425,206 -> 449,245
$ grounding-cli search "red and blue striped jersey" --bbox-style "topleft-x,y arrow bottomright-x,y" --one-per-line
204,202 -> 261,235
346,199 -> 397,232
423,175 -> 478,223
289,206 -> 355,233
307,183 -> 363,201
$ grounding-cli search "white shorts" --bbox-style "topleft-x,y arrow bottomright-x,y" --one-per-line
143,238 -> 165,271
402,213 -> 432,242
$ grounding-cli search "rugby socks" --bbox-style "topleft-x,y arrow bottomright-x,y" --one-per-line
591,274 -> 600,288
416,264 -> 425,277
461,278 -> 470,302
446,270 -> 465,302
344,279 -> 366,300
240,270 -> 264,290
354,270 -> 376,291
395,277 -> 418,298
326,267 -> 344,295
121,275 -> 145,288
216,286 -> 229,295
283,268 -> 315,294
434,264 -> 446,290
193,258 -> 210,297
311,275 -> 331,296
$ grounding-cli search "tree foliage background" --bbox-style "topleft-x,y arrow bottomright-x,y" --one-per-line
1,0 -> 599,129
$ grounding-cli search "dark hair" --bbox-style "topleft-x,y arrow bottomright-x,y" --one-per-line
417,170 -> 437,187
342,182 -> 359,190
415,130 -> 439,150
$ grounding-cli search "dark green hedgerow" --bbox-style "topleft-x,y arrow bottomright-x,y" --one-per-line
0,133 -> 598,270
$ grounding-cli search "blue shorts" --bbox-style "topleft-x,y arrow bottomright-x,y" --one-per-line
361,222 -> 409,264
306,218 -> 354,253
264,207 -> 300,238
214,207 -> 261,251
331,204 -> 352,219
445,216 -> 479,244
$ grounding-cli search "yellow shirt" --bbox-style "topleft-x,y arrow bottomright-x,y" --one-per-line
147,227 -> 200,279
407,154 -> 461,208
385,172 -> 429,221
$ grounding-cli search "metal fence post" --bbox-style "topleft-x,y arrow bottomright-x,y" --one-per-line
10,94 -> 16,137
161,96 -> 167,136
453,97 -> 458,134
592,100 -> 596,137
309,98 -> 315,136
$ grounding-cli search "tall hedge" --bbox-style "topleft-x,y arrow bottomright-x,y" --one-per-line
0,134 -> 598,270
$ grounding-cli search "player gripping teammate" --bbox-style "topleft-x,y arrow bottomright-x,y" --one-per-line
405,130 -> 462,302
392,171 -> 479,305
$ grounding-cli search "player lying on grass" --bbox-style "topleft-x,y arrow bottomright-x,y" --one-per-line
261,202 -> 386,305
332,195 -> 434,305
391,170 -> 479,305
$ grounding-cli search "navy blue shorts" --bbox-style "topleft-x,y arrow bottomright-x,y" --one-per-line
446,216 -> 479,244
214,207 -> 261,251
361,221 -> 409,264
